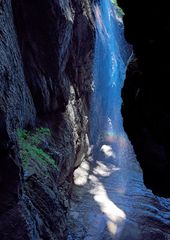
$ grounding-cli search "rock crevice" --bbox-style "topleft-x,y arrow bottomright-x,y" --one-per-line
118,0 -> 170,197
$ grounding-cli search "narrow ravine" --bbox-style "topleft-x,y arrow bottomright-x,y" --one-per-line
67,1 -> 170,239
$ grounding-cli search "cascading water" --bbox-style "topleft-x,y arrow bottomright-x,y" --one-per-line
91,0 -> 131,145
67,1 -> 170,239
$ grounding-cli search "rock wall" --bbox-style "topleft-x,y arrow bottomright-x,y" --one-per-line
0,0 -> 94,239
118,0 -> 170,197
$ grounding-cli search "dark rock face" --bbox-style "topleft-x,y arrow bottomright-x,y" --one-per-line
0,0 -> 36,218
118,0 -> 170,197
0,0 -> 94,239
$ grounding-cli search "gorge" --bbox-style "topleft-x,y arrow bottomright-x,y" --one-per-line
0,0 -> 170,239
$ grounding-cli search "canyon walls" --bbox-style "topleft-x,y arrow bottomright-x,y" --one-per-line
118,0 -> 170,197
0,0 -> 94,239
1,0 -> 170,238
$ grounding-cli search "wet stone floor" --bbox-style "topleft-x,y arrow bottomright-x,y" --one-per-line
67,133 -> 170,240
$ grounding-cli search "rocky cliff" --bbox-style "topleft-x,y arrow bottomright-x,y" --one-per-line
118,0 -> 170,197
0,0 -> 94,239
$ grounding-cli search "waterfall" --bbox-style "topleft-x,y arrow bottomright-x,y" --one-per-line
68,1 -> 170,239
91,0 -> 132,145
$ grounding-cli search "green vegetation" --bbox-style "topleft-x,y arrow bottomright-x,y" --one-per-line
17,128 -> 58,170
111,0 -> 124,17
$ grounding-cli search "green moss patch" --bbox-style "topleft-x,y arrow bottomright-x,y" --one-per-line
17,128 -> 58,170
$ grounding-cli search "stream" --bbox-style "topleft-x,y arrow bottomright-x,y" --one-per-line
67,1 -> 170,239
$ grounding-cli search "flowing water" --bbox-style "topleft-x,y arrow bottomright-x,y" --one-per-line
67,1 -> 170,239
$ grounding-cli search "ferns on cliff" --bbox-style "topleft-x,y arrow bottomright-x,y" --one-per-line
17,128 -> 58,170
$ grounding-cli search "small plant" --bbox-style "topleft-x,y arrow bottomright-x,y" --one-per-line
111,0 -> 124,17
17,128 -> 58,170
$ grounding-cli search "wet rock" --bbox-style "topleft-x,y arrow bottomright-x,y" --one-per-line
67,134 -> 170,240
0,0 -> 94,239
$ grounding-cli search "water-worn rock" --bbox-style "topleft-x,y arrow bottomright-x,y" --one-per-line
0,0 -> 94,239
67,133 -> 170,239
